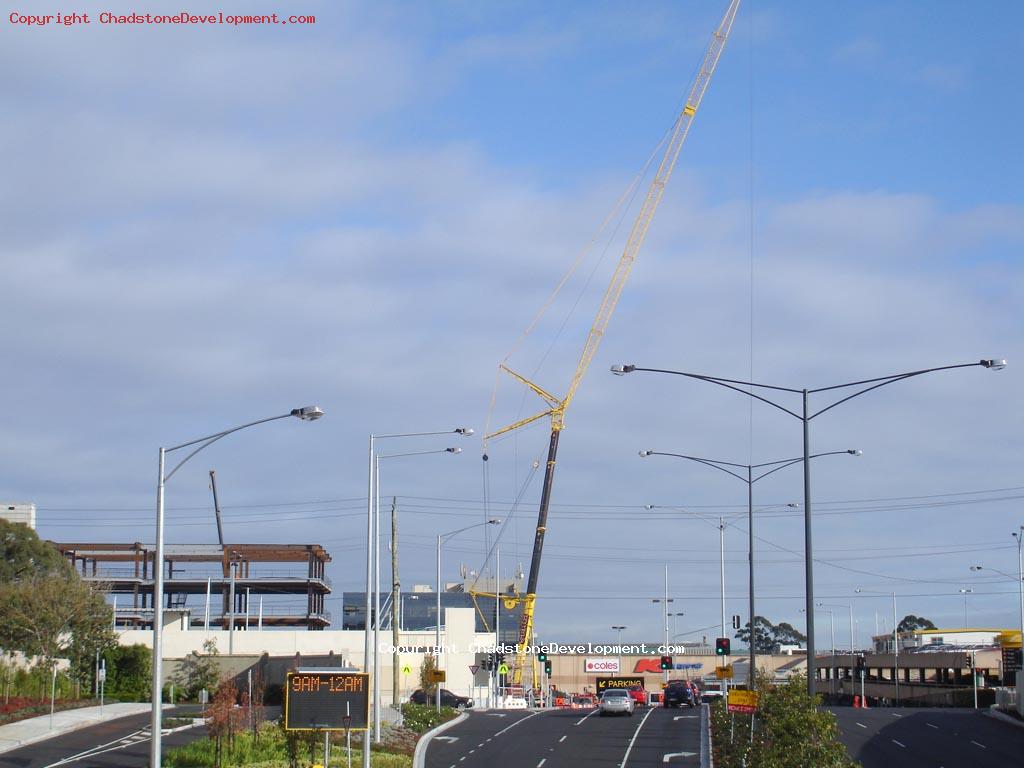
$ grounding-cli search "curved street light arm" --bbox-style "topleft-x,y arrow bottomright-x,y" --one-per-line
751,451 -> 857,484
809,362 -> 998,420
642,451 -> 748,483
378,448 -> 460,460
164,411 -> 313,482
627,367 -> 802,419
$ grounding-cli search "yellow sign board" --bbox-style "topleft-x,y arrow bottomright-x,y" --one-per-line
715,665 -> 733,679
727,689 -> 758,713
428,670 -> 446,683
402,665 -> 412,675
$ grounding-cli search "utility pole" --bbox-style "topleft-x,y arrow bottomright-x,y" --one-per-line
391,497 -> 400,711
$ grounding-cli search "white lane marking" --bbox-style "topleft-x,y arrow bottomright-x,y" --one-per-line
41,728 -> 154,768
538,760 -> 546,768
619,707 -> 656,768
927,723 -> 938,729
494,710 -> 542,737
893,713 -> 903,717
673,715 -> 698,720
469,749 -> 475,754
436,736 -> 460,743
892,739 -> 906,748
971,741 -> 987,749
663,752 -> 697,762
559,735 -> 567,743
575,708 -> 599,726
459,758 -> 466,763
856,723 -> 867,728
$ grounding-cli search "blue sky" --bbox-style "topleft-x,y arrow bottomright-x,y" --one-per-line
2,0 -> 1022,650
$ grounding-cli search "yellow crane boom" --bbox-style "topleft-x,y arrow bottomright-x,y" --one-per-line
485,0 -> 741,690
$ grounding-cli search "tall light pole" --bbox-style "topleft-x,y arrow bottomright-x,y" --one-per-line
613,358 -> 1005,695
436,520 -> 500,712
818,602 -> 854,688
372,447 -> 462,742
612,626 -> 627,672
653,565 -> 673,684
151,406 -> 323,768
364,426 -> 471,758
972,530 -> 1024,689
639,448 -> 858,678
959,588 -> 973,628
856,588 -> 898,705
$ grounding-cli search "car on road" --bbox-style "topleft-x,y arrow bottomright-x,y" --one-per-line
599,688 -> 635,716
409,689 -> 474,709
627,684 -> 647,707
663,681 -> 695,708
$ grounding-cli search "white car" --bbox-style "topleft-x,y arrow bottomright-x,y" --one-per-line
599,688 -> 635,716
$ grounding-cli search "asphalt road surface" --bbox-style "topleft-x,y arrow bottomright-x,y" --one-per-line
424,705 -> 702,768
830,706 -> 1024,768
0,708 -> 207,768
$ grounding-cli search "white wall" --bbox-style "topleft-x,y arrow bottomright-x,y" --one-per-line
118,606 -> 491,704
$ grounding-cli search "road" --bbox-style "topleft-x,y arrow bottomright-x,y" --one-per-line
830,706 -> 1024,768
0,708 -> 207,768
424,705 -> 703,768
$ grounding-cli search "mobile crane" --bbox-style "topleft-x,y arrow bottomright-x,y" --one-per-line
481,0 -> 742,689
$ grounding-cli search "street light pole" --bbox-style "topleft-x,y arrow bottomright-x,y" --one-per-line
959,588 -> 973,628
612,626 -> 627,672
613,358 -> 1005,696
364,427 -> 471,758
856,588 -> 898,705
372,447 -> 462,742
436,520 -> 500,712
151,406 -> 323,768
819,602 -> 854,685
639,448 -> 858,679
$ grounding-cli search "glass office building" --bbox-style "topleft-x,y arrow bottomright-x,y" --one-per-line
341,590 -> 522,646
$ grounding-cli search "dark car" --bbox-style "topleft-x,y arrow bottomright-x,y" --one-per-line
663,681 -> 695,708
409,689 -> 473,709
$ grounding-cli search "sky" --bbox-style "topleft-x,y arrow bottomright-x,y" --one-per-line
2,0 -> 1022,652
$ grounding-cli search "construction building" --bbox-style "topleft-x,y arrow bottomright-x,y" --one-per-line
51,541 -> 331,631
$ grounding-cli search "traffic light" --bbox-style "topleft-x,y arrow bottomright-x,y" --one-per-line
544,660 -> 552,676
660,655 -> 672,670
715,637 -> 730,656
538,649 -> 548,663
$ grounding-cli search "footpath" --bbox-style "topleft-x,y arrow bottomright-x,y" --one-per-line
0,702 -> 153,754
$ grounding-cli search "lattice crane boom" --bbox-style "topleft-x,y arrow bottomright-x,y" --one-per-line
483,0 -> 741,691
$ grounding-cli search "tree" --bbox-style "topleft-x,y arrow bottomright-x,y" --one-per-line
736,616 -> 777,654
735,616 -> 807,653
0,519 -> 71,582
711,672 -> 857,768
0,574 -> 115,680
174,638 -> 221,700
420,654 -> 439,695
898,615 -> 936,632
104,644 -> 151,701
773,621 -> 807,648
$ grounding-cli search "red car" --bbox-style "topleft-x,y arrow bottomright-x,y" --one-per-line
627,685 -> 647,707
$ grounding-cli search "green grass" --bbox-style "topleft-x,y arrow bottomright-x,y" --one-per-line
163,724 -> 412,767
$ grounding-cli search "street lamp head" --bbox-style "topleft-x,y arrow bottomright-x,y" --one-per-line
455,427 -> 475,436
610,364 -> 636,375
291,406 -> 324,421
847,449 -> 862,455
980,359 -> 1007,370
639,450 -> 652,457
854,588 -> 863,594
486,518 -> 502,525
644,504 -> 654,510
970,565 -> 983,571
445,447 -> 462,454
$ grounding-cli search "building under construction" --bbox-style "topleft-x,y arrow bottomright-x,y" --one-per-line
52,541 -> 331,631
